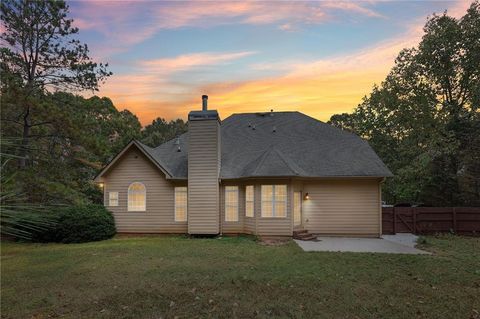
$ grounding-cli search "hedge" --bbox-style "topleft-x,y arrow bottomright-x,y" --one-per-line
34,204 -> 116,243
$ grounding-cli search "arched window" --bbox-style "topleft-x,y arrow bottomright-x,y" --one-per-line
128,182 -> 146,211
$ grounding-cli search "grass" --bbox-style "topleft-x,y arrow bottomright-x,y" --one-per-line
1,235 -> 479,319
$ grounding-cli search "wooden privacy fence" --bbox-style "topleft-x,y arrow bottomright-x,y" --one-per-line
382,207 -> 480,235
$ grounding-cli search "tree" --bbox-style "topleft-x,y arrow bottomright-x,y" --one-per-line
141,118 -> 187,147
0,0 -> 111,168
329,1 -> 480,206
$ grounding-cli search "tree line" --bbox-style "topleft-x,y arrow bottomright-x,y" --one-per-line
1,0 -> 479,210
328,1 -> 480,206
0,0 -> 186,207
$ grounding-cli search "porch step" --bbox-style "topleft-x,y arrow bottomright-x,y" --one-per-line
293,229 -> 308,236
293,230 -> 317,241
295,233 -> 317,241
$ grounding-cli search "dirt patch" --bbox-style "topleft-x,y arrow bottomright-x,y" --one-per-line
258,237 -> 291,246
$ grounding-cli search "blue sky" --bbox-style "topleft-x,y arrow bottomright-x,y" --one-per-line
68,0 -> 471,125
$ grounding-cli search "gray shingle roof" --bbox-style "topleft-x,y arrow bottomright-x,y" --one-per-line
142,111 -> 392,179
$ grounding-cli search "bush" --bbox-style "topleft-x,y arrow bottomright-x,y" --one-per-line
34,205 -> 116,243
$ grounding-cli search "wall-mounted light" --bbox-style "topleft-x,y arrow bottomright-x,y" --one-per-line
304,193 -> 309,200
97,182 -> 105,189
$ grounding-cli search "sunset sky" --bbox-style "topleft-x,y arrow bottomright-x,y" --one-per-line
70,0 -> 471,126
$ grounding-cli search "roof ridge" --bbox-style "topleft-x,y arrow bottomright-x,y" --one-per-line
272,148 -> 306,176
228,111 -> 298,117
154,132 -> 187,149
250,146 -> 275,176
249,146 -> 305,177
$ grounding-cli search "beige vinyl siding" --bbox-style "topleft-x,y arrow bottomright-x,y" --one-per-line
244,214 -> 255,234
303,179 -> 381,237
103,146 -> 187,233
220,183 -> 245,234
187,119 -> 220,234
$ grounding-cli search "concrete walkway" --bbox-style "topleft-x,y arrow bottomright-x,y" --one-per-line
381,233 -> 420,248
294,234 -> 430,255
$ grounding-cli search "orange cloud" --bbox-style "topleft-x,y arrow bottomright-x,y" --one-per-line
97,51 -> 257,119
321,1 -> 384,18
90,0 -> 471,126
139,51 -> 257,73
100,23 -> 418,125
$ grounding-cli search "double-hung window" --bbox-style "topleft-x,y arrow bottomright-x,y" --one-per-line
108,192 -> 119,207
225,186 -> 239,222
245,185 -> 254,217
175,187 -> 187,222
261,185 -> 287,217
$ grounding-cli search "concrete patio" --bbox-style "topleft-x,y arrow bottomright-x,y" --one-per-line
294,233 -> 431,254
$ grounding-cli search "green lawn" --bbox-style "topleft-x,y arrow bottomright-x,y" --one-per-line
1,235 -> 479,319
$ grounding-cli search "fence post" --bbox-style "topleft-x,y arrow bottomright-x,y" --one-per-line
453,207 -> 457,234
393,207 -> 396,234
413,207 -> 417,234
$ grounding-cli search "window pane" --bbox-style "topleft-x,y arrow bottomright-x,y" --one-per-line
262,201 -> 273,217
261,185 -> 287,218
246,202 -> 254,217
245,185 -> 254,217
261,185 -> 274,217
275,185 -> 287,202
246,186 -> 254,201
226,189 -> 236,203
273,185 -> 287,217
262,185 -> 273,201
175,187 -> 187,222
109,192 -> 119,207
176,207 -> 186,222
225,186 -> 238,221
275,201 -> 286,217
226,206 -> 238,221
128,182 -> 146,211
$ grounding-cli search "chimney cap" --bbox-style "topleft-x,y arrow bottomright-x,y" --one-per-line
201,95 -> 208,111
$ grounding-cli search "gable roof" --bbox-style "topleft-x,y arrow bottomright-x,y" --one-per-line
240,146 -> 308,177
94,140 -> 173,181
149,111 -> 392,179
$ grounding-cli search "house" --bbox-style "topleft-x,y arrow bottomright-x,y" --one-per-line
94,96 -> 392,238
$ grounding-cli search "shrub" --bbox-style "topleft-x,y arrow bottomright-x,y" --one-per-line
34,205 -> 116,243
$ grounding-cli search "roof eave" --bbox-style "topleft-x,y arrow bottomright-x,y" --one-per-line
219,174 -> 392,181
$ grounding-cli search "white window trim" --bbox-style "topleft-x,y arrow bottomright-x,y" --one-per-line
245,185 -> 254,217
261,185 -> 287,218
174,187 -> 188,222
108,192 -> 119,207
225,186 -> 239,222
293,191 -> 302,226
128,182 -> 146,212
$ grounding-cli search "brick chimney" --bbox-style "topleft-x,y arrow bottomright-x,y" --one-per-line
187,95 -> 221,234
